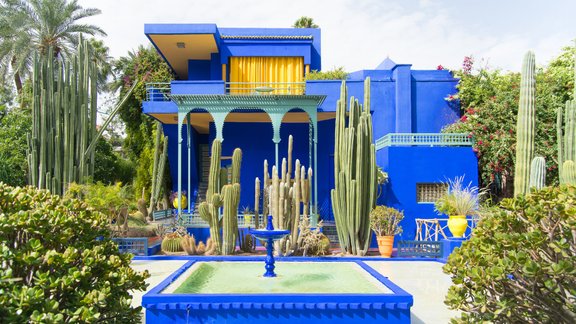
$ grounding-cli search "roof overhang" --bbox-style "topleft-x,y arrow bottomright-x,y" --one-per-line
145,24 -> 220,79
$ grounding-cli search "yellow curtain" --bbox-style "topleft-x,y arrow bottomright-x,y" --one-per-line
229,57 -> 304,94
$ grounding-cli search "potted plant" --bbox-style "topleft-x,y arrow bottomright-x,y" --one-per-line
434,176 -> 481,238
369,206 -> 404,257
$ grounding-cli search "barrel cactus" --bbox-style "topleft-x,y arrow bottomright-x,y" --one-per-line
161,233 -> 183,253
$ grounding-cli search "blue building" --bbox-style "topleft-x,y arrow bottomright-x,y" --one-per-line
142,23 -> 478,242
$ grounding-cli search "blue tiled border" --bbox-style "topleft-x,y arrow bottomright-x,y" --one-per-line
141,257 -> 415,323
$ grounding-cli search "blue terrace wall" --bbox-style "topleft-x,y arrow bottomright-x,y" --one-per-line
377,146 -> 478,241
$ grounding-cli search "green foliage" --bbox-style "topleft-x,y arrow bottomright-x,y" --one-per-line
0,108 -> 31,186
111,45 -> 173,159
94,137 -> 135,185
445,47 -> 575,198
111,46 -> 173,201
0,0 -> 105,93
65,181 -> 132,220
444,185 -> 576,323
369,206 -> 403,236
292,16 -> 319,28
0,184 -> 148,322
305,67 -> 348,80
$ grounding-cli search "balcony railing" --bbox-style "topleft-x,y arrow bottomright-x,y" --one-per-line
225,82 -> 306,95
375,133 -> 473,150
146,82 -> 171,101
146,81 -> 307,101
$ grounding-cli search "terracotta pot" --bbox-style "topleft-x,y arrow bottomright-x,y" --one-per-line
377,235 -> 394,258
448,215 -> 468,238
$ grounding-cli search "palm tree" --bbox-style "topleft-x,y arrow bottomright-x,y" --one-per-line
0,0 -> 105,94
292,16 -> 319,28
88,38 -> 113,93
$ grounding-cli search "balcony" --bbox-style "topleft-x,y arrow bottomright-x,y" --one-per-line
375,133 -> 473,150
146,81 -> 305,101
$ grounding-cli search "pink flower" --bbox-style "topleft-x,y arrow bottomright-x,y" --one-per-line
460,115 -> 468,122
437,65 -> 444,70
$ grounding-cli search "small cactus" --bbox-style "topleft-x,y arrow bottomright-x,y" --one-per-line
205,238 -> 216,255
562,160 -> 576,185
181,234 -> 197,255
529,156 -> 546,190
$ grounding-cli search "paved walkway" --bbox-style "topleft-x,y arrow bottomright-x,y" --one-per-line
130,259 -> 459,323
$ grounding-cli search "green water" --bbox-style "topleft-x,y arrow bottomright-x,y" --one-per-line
171,262 -> 391,294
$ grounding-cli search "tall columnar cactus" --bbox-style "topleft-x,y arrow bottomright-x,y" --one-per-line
331,78 -> 377,256
198,140 -> 242,255
562,160 -> 576,185
27,39 -> 97,195
149,122 -> 169,213
557,47 -> 576,184
222,183 -> 240,255
198,140 -> 223,253
514,51 -> 536,197
529,156 -> 546,190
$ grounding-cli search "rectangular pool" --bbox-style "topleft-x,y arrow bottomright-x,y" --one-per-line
142,258 -> 413,323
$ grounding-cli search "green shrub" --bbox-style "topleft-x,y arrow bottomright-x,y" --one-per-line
0,108 -> 31,186
304,66 -> 348,80
0,184 -> 149,322
443,185 -> 576,323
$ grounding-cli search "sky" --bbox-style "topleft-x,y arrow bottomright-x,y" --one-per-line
78,0 -> 575,72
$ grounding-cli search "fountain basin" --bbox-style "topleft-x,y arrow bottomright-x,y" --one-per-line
142,258 -> 413,323
250,229 -> 290,241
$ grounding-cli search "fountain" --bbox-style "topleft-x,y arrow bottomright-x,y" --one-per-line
142,217 -> 414,323
249,215 -> 290,277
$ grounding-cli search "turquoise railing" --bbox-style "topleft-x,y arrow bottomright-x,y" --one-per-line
146,82 -> 171,101
375,133 -> 473,150
146,81 -> 307,100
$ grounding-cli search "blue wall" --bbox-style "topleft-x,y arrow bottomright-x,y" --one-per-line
187,60 -> 211,80
377,146 -> 478,241
163,123 -> 200,202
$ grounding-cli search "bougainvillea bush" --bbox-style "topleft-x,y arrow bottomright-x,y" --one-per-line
0,184 -> 149,322
443,185 -> 576,323
444,46 -> 575,199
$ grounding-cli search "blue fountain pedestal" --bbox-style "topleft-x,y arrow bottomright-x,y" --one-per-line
250,215 -> 290,277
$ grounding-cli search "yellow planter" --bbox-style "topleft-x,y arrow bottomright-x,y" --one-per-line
377,235 -> 395,258
448,215 -> 468,238
173,195 -> 187,209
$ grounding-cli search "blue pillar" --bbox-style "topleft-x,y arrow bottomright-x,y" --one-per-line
393,64 -> 413,133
